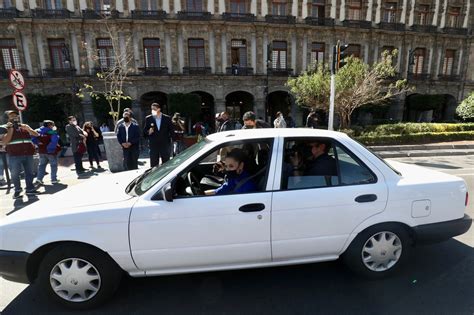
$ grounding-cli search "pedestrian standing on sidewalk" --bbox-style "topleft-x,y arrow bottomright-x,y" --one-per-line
171,113 -> 185,156
2,110 -> 39,199
114,108 -> 138,133
273,111 -> 287,128
83,121 -> 102,169
33,120 -> 61,185
242,111 -> 271,129
143,103 -> 173,167
0,126 -> 7,187
117,111 -> 140,170
65,116 -> 87,176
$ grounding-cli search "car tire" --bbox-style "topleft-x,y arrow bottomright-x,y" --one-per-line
342,223 -> 412,279
37,244 -> 122,310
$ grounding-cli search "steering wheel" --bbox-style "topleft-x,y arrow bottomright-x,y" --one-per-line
187,171 -> 202,195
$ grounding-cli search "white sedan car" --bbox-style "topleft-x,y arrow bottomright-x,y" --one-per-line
0,129 -> 471,309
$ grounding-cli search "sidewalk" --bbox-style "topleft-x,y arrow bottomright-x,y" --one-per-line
369,140 -> 474,158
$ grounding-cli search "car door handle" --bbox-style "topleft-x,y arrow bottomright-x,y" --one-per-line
355,194 -> 378,203
239,203 -> 266,212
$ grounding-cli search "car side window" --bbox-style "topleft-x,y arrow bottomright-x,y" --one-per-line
280,138 -> 375,190
174,139 -> 273,198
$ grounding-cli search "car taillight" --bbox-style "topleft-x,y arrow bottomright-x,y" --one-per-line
466,192 -> 469,207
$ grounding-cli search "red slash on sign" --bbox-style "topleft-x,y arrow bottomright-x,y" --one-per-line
9,70 -> 26,91
12,91 -> 28,111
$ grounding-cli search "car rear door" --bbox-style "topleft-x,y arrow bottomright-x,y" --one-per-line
270,136 -> 389,261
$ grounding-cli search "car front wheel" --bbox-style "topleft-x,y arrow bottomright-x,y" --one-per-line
343,224 -> 412,279
37,244 -> 122,309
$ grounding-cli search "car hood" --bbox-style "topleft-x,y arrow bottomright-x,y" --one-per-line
0,169 -> 145,226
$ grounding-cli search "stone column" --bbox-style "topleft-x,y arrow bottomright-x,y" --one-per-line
397,45 -> 402,72
251,33 -> 257,72
29,0 -> 36,9
366,0 -> 373,21
251,0 -> 256,15
364,43 -> 369,64
400,0 -> 407,23
219,0 -> 225,13
163,0 -> 170,12
434,47 -> 442,78
427,48 -> 433,74
70,32 -> 80,73
165,33 -> 173,73
16,0 -> 24,10
85,32 -> 94,75
116,0 -> 124,12
20,32 -> 33,75
432,0 -> 440,26
128,0 -> 135,11
209,30 -> 216,73
302,0 -> 308,19
35,31 -> 45,73
261,0 -> 267,16
408,0 -> 415,25
221,33 -> 227,72
132,32 -> 140,69
263,34 -> 268,74
256,31 -> 264,74
375,0 -> 381,23
215,31 -> 222,73
463,0 -> 470,28
174,0 -> 181,12
456,49 -> 463,75
67,0 -> 74,11
291,34 -> 296,75
302,34 -> 307,71
291,0 -> 297,17
439,0 -> 447,28
178,33 -> 184,73
79,0 -> 87,10
373,45 -> 379,62
330,0 -> 336,19
339,0 -> 345,21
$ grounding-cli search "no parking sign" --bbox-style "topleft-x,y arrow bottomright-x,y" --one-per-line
12,90 -> 28,112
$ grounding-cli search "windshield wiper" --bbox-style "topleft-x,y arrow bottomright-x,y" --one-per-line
125,168 -> 153,195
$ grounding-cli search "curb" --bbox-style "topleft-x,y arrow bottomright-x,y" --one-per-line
378,149 -> 474,158
369,144 -> 474,152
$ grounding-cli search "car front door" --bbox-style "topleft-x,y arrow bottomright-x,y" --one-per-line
129,138 -> 278,273
270,136 -> 389,261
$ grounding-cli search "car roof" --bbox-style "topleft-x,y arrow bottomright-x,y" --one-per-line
206,128 -> 350,142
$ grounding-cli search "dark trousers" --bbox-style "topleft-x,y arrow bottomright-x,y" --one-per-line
123,145 -> 139,170
150,145 -> 170,168
87,143 -> 100,165
73,151 -> 84,174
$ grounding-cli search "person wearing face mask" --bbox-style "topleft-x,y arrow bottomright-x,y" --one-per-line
205,148 -> 257,196
65,116 -> 87,176
83,121 -> 102,169
143,103 -> 173,167
2,110 -> 39,199
117,111 -> 140,170
242,111 -> 271,129
273,111 -> 287,128
33,120 -> 61,186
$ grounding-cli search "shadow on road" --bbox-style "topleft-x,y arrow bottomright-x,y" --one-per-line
413,162 -> 462,170
3,240 -> 474,315
5,184 -> 69,215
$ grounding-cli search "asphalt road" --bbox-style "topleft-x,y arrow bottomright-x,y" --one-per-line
1,155 -> 473,315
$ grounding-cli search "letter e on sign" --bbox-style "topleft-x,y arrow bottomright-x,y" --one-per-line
12,91 -> 28,111
9,70 -> 26,91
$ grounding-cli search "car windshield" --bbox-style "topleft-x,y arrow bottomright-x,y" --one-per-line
134,139 -> 209,196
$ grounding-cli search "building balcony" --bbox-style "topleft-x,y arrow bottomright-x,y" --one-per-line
226,66 -> 254,75
138,66 -> 169,75
82,9 -> 121,19
177,11 -> 211,21
265,15 -> 296,24
131,10 -> 167,20
0,68 -> 28,79
183,66 -> 212,75
32,9 -> 71,19
437,74 -> 460,81
0,8 -> 19,18
304,17 -> 335,26
442,27 -> 468,35
342,19 -> 372,29
410,24 -> 438,33
222,12 -> 255,22
378,22 -> 405,31
43,68 -> 76,78
268,67 -> 293,76
407,73 -> 430,81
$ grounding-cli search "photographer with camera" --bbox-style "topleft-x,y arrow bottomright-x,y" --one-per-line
2,110 -> 39,199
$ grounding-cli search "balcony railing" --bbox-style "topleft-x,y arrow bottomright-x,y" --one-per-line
407,73 -> 430,81
442,27 -> 468,35
410,24 -> 438,33
222,12 -> 255,22
437,74 -> 460,81
304,17 -> 335,26
138,66 -> 169,75
131,10 -> 167,19
378,22 -> 405,31
343,20 -> 372,29
32,9 -> 71,19
0,8 -> 19,18
177,11 -> 211,21
183,66 -> 212,75
265,15 -> 296,24
0,68 -> 28,79
43,68 -> 76,78
82,9 -> 120,19
268,67 -> 293,76
226,66 -> 254,75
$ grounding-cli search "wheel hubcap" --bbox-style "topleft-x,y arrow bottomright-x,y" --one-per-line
361,231 -> 402,272
49,258 -> 101,302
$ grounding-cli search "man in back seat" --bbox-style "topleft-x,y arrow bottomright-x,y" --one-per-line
305,140 -> 337,176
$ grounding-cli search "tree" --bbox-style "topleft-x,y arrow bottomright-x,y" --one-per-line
78,19 -> 133,126
456,92 -> 474,121
287,50 -> 412,129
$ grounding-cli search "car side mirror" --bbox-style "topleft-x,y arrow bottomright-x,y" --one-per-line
162,183 -> 174,202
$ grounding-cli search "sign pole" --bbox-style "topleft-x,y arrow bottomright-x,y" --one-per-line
19,110 -> 23,124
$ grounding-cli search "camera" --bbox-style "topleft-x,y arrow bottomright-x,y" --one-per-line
12,119 -> 20,130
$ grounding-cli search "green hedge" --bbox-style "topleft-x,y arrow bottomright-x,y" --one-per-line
355,131 -> 474,145
343,123 -> 474,137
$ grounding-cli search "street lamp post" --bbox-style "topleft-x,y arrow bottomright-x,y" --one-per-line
264,43 -> 272,122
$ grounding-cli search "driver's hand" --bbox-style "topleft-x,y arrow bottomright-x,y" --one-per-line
213,161 -> 225,174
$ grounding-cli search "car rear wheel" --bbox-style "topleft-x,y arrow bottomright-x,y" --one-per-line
343,224 -> 412,279
37,244 -> 122,309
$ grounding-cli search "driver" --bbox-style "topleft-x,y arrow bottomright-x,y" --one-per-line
205,148 -> 257,195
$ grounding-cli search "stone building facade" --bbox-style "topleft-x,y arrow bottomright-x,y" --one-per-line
0,0 -> 472,125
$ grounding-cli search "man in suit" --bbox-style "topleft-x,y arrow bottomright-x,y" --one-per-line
117,111 -> 140,170
143,102 -> 173,167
